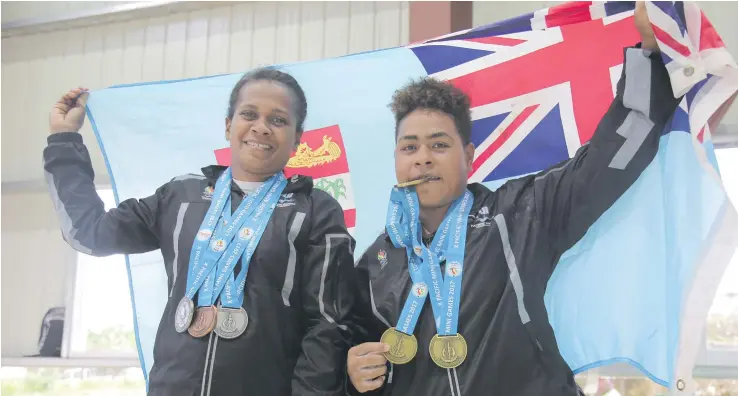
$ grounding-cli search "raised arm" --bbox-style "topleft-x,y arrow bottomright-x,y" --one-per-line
44,88 -> 162,256
533,9 -> 681,258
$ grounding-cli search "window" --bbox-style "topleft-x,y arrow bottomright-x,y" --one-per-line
66,189 -> 137,359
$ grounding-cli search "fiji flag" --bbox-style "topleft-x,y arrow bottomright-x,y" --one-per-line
84,1 -> 738,393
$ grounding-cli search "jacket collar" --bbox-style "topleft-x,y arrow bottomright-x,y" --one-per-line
200,165 -> 313,194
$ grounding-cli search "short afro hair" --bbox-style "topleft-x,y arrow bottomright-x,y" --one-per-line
389,77 -> 472,145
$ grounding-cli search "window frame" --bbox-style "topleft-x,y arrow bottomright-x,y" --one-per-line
61,185 -> 139,362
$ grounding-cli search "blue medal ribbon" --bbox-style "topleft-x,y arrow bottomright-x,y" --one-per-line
218,174 -> 287,308
185,168 -> 287,308
437,191 -> 472,336
385,186 -> 473,337
184,169 -> 233,304
386,189 -> 426,335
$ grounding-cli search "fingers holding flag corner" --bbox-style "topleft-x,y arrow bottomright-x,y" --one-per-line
635,2 -> 659,52
49,87 -> 89,134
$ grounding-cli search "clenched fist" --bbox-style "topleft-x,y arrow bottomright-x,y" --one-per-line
347,342 -> 390,393
49,87 -> 89,134
635,2 -> 659,52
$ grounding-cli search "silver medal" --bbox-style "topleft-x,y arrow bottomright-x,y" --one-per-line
214,307 -> 249,339
174,297 -> 195,333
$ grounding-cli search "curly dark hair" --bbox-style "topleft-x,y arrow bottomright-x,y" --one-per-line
227,67 -> 308,134
390,77 -> 472,145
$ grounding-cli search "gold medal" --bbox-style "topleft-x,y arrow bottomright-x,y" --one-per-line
395,177 -> 432,188
429,334 -> 467,369
380,328 -> 418,364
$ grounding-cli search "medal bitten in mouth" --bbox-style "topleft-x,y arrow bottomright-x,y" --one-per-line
395,175 -> 441,188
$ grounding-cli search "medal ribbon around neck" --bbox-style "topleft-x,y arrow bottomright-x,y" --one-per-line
386,187 -> 473,338
186,168 -> 287,308
218,174 -> 286,309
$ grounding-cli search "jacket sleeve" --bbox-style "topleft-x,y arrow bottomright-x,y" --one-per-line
43,132 -> 162,256
291,190 -> 356,396
532,46 -> 682,264
344,249 -> 388,396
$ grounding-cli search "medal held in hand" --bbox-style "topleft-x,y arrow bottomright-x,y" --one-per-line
381,327 -> 418,364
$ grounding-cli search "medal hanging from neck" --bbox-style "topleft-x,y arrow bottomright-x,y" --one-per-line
175,168 -> 287,338
213,185 -> 284,339
423,191 -> 473,369
383,186 -> 474,368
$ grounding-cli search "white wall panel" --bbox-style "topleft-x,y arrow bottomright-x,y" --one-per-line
349,2 -> 376,54
299,2 -> 326,62
206,7 -> 232,76
251,2 -> 278,68
324,2 -> 351,59
275,2 -> 301,65
1,1 -> 408,357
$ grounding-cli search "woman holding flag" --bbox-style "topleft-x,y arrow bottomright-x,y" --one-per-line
346,3 -> 681,395
43,69 -> 355,396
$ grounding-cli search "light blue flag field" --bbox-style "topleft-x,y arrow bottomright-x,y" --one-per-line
82,2 -> 738,393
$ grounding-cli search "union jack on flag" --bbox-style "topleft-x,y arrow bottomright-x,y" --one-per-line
85,1 -> 738,393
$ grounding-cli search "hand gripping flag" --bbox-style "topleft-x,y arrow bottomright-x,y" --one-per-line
83,1 -> 738,393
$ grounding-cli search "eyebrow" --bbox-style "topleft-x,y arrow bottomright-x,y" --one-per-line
241,104 -> 290,117
397,131 -> 451,141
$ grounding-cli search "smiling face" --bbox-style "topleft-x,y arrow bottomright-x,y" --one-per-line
225,80 -> 302,182
395,109 -> 474,210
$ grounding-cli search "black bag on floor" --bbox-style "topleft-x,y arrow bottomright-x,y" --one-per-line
34,307 -> 65,357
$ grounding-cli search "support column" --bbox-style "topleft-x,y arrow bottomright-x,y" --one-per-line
409,1 -> 473,43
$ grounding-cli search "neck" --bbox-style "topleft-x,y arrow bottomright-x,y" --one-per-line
419,205 -> 450,236
231,167 -> 272,183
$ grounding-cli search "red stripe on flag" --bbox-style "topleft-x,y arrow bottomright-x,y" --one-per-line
651,23 -> 692,57
545,1 -> 594,28
470,105 -> 538,176
450,18 -> 639,145
466,36 -> 526,46
698,11 -> 726,52
344,208 -> 356,229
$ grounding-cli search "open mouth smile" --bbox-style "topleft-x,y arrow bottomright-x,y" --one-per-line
244,141 -> 273,150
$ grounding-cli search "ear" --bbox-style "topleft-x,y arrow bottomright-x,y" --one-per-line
225,117 -> 232,141
464,142 -> 475,169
